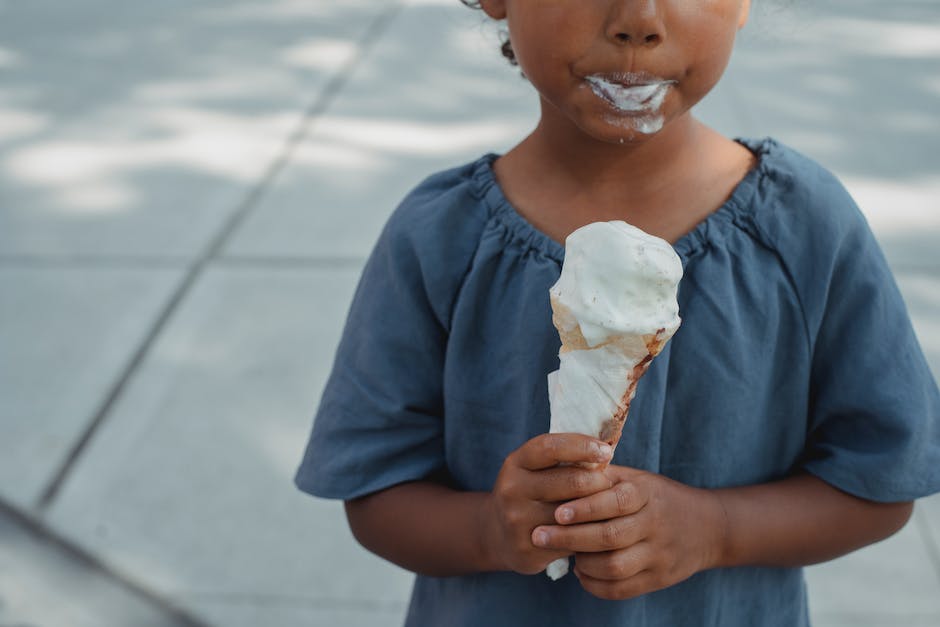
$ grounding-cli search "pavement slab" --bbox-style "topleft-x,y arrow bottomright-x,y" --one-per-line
223,0 -> 539,261
808,614 -> 940,627
0,264 -> 184,509
0,503 -> 208,627
725,0 -> 940,181
702,0 -> 940,273
896,274 -> 940,380
42,265 -> 413,625
806,506 -> 940,626
0,0 -> 396,258
184,599 -> 407,627
916,492 -> 940,580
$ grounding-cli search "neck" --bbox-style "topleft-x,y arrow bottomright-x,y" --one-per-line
492,102 -> 747,244
525,102 -> 707,196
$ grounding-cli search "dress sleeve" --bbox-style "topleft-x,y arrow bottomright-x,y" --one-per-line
800,208 -> 940,502
294,209 -> 451,501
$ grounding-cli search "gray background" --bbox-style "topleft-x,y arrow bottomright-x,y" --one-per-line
1,0 -> 939,625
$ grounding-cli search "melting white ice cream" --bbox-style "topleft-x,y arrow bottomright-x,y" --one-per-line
585,75 -> 676,135
544,221 -> 682,580
550,221 -> 682,348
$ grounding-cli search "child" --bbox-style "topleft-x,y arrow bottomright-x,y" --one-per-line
295,1 -> 940,625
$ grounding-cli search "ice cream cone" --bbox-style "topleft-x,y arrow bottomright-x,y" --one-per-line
544,221 -> 683,580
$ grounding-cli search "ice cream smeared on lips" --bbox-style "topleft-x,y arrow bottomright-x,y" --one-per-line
585,75 -> 673,113
585,73 -> 676,134
544,221 -> 682,580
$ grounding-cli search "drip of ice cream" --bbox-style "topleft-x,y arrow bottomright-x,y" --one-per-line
544,221 -> 682,580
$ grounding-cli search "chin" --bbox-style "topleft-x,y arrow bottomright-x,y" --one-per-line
583,118 -> 663,146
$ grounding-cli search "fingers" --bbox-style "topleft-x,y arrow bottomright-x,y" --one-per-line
529,466 -> 614,502
575,567 -> 662,601
554,479 -> 647,524
574,543 -> 653,581
490,435 -> 617,575
574,544 -> 666,600
513,434 -> 612,471
496,464 -> 611,506
496,500 -> 562,536
544,469 -> 711,601
532,513 -> 646,553
486,496 -> 572,575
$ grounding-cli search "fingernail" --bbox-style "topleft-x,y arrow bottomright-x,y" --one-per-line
533,530 -> 549,547
557,507 -> 574,523
594,443 -> 613,459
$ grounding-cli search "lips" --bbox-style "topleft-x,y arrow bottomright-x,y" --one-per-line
585,73 -> 676,113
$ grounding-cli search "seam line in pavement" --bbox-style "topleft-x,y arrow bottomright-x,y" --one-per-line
0,497 -> 214,627
34,1 -> 406,514
197,0 -> 406,263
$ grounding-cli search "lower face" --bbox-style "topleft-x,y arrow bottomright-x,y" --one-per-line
503,0 -> 747,144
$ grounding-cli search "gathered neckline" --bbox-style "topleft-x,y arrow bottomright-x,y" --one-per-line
470,137 -> 774,264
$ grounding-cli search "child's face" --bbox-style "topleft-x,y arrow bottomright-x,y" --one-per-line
481,0 -> 750,143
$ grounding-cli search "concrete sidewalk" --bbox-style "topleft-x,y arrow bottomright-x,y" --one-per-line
1,1 -> 939,625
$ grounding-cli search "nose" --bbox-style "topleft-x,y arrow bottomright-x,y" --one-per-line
605,0 -> 666,47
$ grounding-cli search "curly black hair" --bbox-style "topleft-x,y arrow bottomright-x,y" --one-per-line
459,0 -> 517,65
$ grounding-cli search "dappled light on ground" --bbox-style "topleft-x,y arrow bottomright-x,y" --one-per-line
0,1 -> 937,626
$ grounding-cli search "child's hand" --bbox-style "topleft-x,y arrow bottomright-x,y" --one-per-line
530,465 -> 725,599
484,434 -> 615,575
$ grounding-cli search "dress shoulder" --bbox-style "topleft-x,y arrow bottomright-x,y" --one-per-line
743,139 -> 882,339
740,141 -> 940,502
378,157 -> 493,331
749,140 -> 866,241
294,157 -> 494,500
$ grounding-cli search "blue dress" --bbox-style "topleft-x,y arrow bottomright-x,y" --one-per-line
295,138 -> 940,627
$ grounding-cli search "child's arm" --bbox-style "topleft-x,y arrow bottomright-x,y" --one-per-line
712,473 -> 913,567
344,433 -> 615,577
532,466 -> 913,600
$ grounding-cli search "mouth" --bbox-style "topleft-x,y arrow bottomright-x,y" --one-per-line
585,74 -> 676,114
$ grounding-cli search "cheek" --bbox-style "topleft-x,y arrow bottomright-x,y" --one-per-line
692,27 -> 737,78
674,0 -> 744,53
673,10 -> 741,94
506,9 -> 591,79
